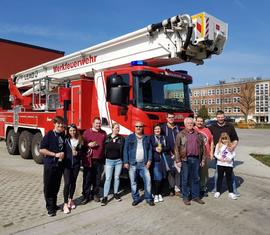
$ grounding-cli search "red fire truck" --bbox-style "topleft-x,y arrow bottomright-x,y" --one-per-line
0,12 -> 228,164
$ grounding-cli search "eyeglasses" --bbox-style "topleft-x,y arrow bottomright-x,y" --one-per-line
135,126 -> 143,128
167,117 -> 175,119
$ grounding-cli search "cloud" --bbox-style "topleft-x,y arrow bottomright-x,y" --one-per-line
0,23 -> 92,41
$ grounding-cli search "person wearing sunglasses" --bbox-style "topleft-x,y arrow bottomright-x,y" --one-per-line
123,121 -> 154,206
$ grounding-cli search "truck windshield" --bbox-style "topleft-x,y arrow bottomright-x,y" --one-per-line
134,73 -> 191,112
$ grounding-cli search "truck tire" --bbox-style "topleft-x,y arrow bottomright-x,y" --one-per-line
18,131 -> 33,159
6,129 -> 19,155
31,132 -> 43,164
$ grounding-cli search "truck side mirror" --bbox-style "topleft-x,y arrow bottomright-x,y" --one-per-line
107,74 -> 130,106
109,86 -> 130,106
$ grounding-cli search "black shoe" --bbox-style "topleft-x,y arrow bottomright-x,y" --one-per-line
200,191 -> 208,198
94,195 -> 100,202
114,193 -> 122,202
147,201 -> 155,206
101,197 -> 108,206
54,205 -> 61,211
192,198 -> 205,204
132,200 -> 140,206
47,211 -> 56,217
169,189 -> 175,197
81,197 -> 90,205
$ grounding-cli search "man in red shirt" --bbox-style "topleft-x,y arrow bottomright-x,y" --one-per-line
81,117 -> 106,204
194,116 -> 214,198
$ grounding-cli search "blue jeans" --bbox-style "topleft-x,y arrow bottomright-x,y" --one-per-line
128,162 -> 152,202
103,159 -> 123,197
181,157 -> 200,200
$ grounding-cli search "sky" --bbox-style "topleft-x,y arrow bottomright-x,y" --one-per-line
1,0 -> 270,86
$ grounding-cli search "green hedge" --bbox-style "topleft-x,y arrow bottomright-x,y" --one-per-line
255,123 -> 270,129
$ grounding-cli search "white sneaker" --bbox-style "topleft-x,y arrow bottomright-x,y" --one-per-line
158,194 -> 163,202
228,193 -> 237,200
63,205 -> 70,214
214,192 -> 220,198
154,195 -> 159,203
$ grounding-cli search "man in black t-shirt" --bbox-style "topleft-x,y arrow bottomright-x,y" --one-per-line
209,110 -> 240,196
40,116 -> 65,216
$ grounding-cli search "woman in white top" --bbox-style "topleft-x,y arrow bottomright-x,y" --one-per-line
63,124 -> 84,214
214,132 -> 237,200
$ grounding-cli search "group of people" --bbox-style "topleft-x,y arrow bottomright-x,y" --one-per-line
40,110 -> 239,217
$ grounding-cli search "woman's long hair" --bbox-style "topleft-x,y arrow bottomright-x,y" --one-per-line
67,124 -> 84,145
217,132 -> 232,150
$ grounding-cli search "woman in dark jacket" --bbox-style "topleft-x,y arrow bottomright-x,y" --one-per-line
101,123 -> 125,206
150,123 -> 171,203
63,124 -> 84,214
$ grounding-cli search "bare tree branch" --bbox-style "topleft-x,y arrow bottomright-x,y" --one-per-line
237,83 -> 255,121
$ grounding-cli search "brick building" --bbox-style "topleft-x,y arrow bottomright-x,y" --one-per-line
190,78 -> 270,123
0,38 -> 64,109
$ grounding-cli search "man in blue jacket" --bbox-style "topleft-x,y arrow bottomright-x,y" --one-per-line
124,121 -> 154,206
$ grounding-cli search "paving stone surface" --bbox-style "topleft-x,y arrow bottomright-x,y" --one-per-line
0,129 -> 270,235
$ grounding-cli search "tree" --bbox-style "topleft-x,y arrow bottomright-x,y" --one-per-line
197,105 -> 210,120
237,83 -> 255,122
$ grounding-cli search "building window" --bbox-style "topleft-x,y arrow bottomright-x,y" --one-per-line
233,97 -> 240,103
216,98 -> 220,104
216,89 -> 220,95
233,107 -> 240,113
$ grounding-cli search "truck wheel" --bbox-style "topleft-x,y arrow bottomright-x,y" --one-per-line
6,129 -> 19,155
31,132 -> 43,164
18,131 -> 33,159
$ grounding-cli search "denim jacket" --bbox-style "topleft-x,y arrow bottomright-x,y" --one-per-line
123,133 -> 152,165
